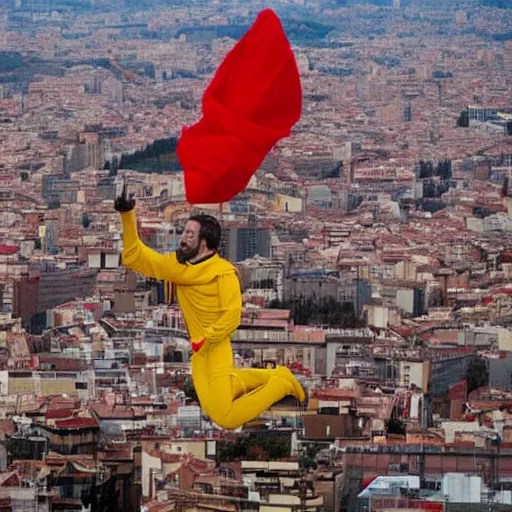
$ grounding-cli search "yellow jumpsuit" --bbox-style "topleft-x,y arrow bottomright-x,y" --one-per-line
120,210 -> 305,429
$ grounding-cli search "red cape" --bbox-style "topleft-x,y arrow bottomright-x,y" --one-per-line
177,9 -> 302,204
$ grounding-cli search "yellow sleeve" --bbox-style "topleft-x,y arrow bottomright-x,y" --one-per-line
204,273 -> 242,344
120,209 -> 187,284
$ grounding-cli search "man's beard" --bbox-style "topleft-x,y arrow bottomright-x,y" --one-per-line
176,243 -> 200,264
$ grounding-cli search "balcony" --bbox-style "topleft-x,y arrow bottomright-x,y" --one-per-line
231,329 -> 324,344
335,345 -> 370,357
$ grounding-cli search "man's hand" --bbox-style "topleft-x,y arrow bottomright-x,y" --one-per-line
191,339 -> 205,353
114,182 -> 136,213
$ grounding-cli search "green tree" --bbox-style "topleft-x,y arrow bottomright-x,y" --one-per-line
299,455 -> 317,471
385,417 -> 406,435
183,377 -> 198,403
466,357 -> 488,393
299,444 -> 318,470
269,296 -> 362,328
215,434 -> 290,463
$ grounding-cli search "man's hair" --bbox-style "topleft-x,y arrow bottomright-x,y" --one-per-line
188,214 -> 222,251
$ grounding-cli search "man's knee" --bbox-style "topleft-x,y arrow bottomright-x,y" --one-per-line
206,400 -> 240,430
201,374 -> 241,429
209,412 -> 241,430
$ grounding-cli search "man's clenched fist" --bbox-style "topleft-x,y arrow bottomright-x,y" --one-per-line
114,182 -> 136,213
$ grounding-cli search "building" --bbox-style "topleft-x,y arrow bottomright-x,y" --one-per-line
42,175 -> 80,205
237,257 -> 285,303
220,227 -> 271,262
38,417 -> 99,455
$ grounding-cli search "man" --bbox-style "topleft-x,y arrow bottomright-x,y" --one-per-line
114,185 -> 306,430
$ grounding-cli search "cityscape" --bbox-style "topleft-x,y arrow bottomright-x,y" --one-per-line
0,0 -> 512,510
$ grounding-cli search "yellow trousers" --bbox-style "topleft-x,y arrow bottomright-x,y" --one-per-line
191,338 -> 300,430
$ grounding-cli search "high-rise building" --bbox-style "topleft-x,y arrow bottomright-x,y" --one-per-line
111,79 -> 124,103
42,175 -> 79,204
403,99 -> 412,122
220,227 -> 271,262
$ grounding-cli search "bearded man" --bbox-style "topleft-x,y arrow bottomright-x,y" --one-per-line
114,184 -> 306,430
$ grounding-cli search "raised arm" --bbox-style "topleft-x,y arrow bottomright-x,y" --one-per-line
203,272 -> 242,345
120,210 -> 187,282
115,183 -> 187,283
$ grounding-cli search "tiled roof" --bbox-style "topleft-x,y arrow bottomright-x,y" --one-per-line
53,418 -> 98,429
0,245 -> 19,255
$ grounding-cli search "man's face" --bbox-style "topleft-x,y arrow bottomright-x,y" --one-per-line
176,220 -> 202,264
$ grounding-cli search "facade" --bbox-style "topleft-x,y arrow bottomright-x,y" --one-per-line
237,258 -> 285,303
38,418 -> 99,455
37,268 -> 97,312
220,227 -> 271,262
42,175 -> 80,204
429,353 -> 476,396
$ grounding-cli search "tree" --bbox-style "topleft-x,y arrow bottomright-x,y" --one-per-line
82,214 -> 91,229
183,377 -> 198,403
215,434 -> 291,463
457,110 -> 469,127
385,417 -> 406,435
299,454 -> 317,471
269,296 -> 363,328
246,445 -> 268,461
299,444 -> 318,470
466,357 -> 488,393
